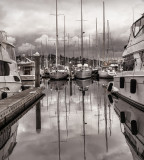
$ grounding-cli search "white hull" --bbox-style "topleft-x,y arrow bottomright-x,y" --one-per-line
20,75 -> 35,81
0,76 -> 21,99
75,70 -> 92,79
113,71 -> 144,105
98,70 -> 115,79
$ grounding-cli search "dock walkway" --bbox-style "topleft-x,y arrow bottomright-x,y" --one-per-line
0,87 -> 45,128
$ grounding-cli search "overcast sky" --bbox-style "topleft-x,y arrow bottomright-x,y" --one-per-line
0,0 -> 144,56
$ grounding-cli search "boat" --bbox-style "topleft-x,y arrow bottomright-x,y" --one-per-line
74,63 -> 92,79
49,0 -> 68,80
49,65 -> 68,80
114,98 -> 144,160
112,14 -> 144,106
98,65 -> 116,79
74,0 -> 92,79
0,31 -> 21,99
17,56 -> 35,81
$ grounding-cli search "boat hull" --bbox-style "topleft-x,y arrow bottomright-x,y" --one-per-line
49,71 -> 68,80
20,75 -> 35,81
0,76 -> 21,99
98,70 -> 114,79
74,70 -> 92,79
113,71 -> 144,106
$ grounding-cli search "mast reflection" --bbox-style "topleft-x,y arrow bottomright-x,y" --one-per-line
76,78 -> 93,160
48,79 -> 68,160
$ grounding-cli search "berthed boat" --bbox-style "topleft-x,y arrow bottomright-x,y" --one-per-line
0,31 -> 21,99
112,14 -> 144,106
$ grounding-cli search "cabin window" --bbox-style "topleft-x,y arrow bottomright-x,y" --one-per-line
140,51 -> 144,62
6,45 -> 16,61
123,54 -> 135,71
0,61 -> 10,76
23,66 -> 31,75
133,16 -> 144,37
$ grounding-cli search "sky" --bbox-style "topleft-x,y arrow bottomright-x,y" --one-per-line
0,0 -> 144,57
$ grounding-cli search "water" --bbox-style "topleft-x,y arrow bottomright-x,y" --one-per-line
0,78 -> 136,160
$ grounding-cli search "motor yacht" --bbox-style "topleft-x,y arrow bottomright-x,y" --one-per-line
112,14 -> 144,106
0,31 -> 21,99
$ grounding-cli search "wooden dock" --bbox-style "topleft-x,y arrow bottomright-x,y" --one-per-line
0,87 -> 45,129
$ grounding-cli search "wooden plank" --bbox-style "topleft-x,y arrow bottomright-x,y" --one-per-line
0,87 -> 45,128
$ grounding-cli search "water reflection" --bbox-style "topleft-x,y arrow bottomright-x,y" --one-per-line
114,97 -> 144,160
0,79 -> 135,160
0,122 -> 18,160
76,78 -> 93,160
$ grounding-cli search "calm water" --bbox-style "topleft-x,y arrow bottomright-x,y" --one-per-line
0,78 -> 138,160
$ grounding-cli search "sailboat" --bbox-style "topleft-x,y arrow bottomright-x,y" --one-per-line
98,2 -> 116,79
74,0 -> 92,79
0,31 -> 21,99
49,0 -> 68,80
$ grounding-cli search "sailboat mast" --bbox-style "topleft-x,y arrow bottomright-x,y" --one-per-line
107,20 -> 110,61
81,0 -> 84,64
103,1 -> 105,60
96,18 -> 98,66
64,15 -> 66,65
56,0 -> 58,67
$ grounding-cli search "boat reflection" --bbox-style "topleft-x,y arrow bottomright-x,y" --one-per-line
0,122 -> 18,160
48,79 -> 68,91
114,98 -> 144,160
75,78 -> 93,91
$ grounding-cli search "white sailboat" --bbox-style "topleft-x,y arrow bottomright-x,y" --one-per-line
0,31 -> 21,99
112,14 -> 144,106
74,0 -> 92,79
49,0 -> 68,80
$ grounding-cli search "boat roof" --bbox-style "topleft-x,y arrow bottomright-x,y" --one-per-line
1,41 -> 15,48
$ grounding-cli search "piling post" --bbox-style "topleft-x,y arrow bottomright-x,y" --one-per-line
34,52 -> 40,87
36,101 -> 41,133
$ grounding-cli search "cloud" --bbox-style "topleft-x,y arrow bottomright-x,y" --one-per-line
35,34 -> 49,45
18,43 -> 35,53
7,36 -> 16,44
0,0 -> 143,57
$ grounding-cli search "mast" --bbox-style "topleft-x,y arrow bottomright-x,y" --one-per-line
107,20 -> 110,61
56,0 -> 58,67
96,18 -> 98,67
103,1 -> 106,61
64,16 -> 66,66
81,0 -> 84,64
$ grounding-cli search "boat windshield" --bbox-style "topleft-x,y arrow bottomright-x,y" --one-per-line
6,45 -> 16,61
132,16 -> 144,37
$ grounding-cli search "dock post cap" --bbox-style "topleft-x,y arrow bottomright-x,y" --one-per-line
22,54 -> 26,57
33,52 -> 40,56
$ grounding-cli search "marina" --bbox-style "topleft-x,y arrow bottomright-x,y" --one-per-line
0,0 -> 144,159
